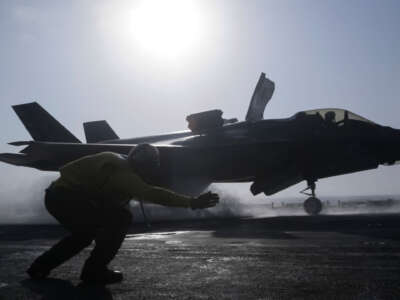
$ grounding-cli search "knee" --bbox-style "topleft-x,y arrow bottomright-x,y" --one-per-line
74,234 -> 94,247
44,190 -> 57,215
120,209 -> 133,227
107,209 -> 133,228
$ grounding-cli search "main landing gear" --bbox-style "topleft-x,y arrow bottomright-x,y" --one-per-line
300,179 -> 322,215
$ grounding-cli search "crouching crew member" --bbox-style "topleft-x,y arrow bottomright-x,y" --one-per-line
27,144 -> 219,284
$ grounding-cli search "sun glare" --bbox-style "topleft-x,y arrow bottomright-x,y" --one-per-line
127,0 -> 205,60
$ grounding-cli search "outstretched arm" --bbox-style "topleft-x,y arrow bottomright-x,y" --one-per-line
142,185 -> 193,208
107,167 -> 219,209
142,186 -> 219,209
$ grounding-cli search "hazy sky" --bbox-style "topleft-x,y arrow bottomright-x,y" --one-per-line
1,0 -> 400,209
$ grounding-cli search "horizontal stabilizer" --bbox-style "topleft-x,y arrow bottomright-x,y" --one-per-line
83,120 -> 119,143
0,153 -> 31,167
8,141 -> 31,146
12,102 -> 81,143
245,73 -> 275,122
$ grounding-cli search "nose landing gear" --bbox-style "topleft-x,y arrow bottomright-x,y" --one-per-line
300,179 -> 322,215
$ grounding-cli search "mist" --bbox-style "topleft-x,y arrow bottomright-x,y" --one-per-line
0,169 -> 276,224
0,173 -> 56,224
261,195 -> 400,217
0,178 -> 263,224
2,171 -> 399,225
130,185 -> 262,223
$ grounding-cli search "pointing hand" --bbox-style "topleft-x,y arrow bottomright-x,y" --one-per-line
191,191 -> 219,209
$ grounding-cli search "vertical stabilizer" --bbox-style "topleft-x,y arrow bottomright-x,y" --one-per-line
12,102 -> 81,143
245,73 -> 275,122
83,120 -> 119,143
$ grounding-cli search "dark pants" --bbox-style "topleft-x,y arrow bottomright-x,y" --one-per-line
32,186 -> 132,273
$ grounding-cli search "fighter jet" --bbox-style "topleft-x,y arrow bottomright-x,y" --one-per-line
1,73 -> 400,215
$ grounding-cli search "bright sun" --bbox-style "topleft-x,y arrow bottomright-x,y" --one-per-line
127,0 -> 205,60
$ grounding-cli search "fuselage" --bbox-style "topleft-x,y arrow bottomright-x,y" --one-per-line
3,108 -> 400,196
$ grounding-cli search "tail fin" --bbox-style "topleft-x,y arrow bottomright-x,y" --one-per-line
83,120 -> 119,143
12,102 -> 81,143
245,73 -> 275,122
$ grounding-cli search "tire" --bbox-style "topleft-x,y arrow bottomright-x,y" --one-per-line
303,197 -> 322,215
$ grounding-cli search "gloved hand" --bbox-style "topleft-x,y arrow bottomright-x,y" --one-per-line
191,191 -> 219,209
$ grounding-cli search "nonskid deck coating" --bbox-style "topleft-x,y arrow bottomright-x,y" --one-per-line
0,214 -> 400,299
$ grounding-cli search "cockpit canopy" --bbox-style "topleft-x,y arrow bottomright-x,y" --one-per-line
294,108 -> 375,125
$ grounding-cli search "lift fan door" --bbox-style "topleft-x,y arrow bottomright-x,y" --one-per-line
245,73 -> 275,122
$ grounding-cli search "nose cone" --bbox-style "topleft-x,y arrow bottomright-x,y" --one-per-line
378,126 -> 400,165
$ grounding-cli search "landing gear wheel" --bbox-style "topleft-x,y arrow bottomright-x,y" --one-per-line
303,197 -> 322,215
300,179 -> 323,215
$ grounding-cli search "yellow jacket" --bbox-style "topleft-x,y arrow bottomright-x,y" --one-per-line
51,152 -> 193,208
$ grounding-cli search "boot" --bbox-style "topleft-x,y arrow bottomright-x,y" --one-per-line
80,266 -> 123,285
26,262 -> 51,280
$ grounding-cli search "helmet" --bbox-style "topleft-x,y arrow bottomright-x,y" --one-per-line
325,111 -> 336,122
128,143 -> 160,171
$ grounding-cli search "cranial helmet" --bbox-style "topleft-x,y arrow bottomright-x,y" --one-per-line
128,143 -> 160,170
325,111 -> 336,122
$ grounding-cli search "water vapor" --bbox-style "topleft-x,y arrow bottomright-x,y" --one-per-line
130,184 -> 276,223
0,173 -> 56,224
1,175 -> 400,225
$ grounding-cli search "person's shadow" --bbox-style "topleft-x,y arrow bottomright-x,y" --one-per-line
21,278 -> 113,300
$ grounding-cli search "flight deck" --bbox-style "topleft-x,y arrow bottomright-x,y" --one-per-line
0,214 -> 400,299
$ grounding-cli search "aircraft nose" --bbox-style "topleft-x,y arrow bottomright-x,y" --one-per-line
379,127 -> 400,165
